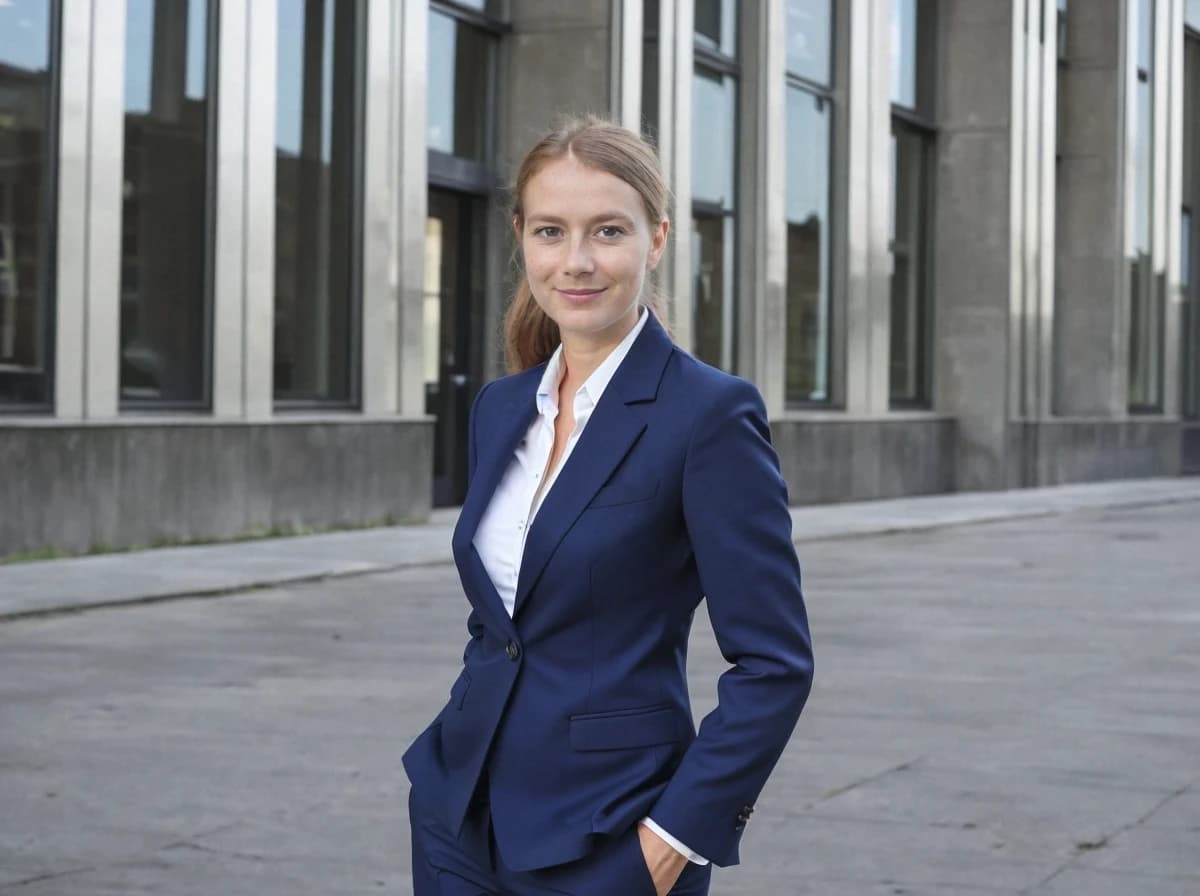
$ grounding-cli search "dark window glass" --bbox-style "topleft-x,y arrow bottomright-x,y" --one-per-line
1181,208 -> 1197,419
694,0 -> 737,57
785,86 -> 832,404
428,10 -> 495,163
120,0 -> 213,405
0,0 -> 55,408
786,0 -> 832,86
692,213 -> 734,370
890,123 -> 932,405
274,0 -> 361,405
1057,0 -> 1068,60
442,0 -> 505,13
1129,0 -> 1161,411
642,0 -> 660,141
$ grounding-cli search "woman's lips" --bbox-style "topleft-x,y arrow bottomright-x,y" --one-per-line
558,288 -> 606,303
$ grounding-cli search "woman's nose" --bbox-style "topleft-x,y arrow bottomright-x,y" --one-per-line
563,238 -> 595,275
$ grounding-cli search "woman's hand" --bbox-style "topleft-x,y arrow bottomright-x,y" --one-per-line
636,822 -> 688,896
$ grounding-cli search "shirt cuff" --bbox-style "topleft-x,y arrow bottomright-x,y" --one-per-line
641,817 -> 711,866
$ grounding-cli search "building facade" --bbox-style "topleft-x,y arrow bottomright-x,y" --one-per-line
1,0 -> 1198,557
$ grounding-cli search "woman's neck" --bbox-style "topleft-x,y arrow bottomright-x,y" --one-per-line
557,307 -> 642,393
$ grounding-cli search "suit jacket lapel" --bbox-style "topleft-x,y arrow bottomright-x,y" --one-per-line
452,371 -> 539,636
512,313 -> 675,618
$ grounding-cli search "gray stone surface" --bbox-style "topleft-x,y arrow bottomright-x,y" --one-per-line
1,492 -> 1199,893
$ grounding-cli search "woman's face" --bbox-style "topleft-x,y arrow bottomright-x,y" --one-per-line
517,154 -> 668,346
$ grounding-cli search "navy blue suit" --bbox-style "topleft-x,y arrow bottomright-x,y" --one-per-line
404,313 -> 813,887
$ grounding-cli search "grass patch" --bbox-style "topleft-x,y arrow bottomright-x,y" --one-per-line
0,513 -> 431,566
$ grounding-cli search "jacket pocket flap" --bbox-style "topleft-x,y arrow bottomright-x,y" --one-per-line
589,479 -> 660,509
569,705 -> 679,751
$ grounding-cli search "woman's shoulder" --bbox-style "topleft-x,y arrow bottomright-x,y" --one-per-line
663,349 -> 767,418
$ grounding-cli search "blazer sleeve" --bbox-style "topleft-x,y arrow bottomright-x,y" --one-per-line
648,377 -> 814,867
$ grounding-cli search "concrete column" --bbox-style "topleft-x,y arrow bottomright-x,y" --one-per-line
242,0 -> 278,420
612,0 -> 644,132
53,0 -> 94,419
1054,0 -> 1129,416
735,0 -> 785,412
934,0 -> 1018,490
358,0 -> 429,418
211,0 -> 249,418
840,0 -> 891,415
46,0 -> 125,419
1161,0 -> 1185,417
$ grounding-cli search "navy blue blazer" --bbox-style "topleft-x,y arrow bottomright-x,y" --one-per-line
402,312 -> 813,872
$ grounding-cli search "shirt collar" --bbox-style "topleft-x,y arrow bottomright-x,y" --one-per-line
535,306 -> 650,420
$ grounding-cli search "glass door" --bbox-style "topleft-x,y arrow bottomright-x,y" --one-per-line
425,188 -> 485,507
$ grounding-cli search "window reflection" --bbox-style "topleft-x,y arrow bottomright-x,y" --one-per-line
691,68 -> 736,207
120,0 -> 213,405
427,10 -> 494,163
0,0 -> 55,407
786,0 -> 832,86
694,0 -> 737,56
274,0 -> 361,405
785,88 -> 831,403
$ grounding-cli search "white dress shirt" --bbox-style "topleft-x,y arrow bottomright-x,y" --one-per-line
472,307 -> 709,866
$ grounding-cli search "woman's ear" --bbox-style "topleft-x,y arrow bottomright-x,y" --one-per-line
512,215 -> 523,239
647,217 -> 670,270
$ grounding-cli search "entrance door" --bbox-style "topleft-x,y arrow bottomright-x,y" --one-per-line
425,188 -> 485,507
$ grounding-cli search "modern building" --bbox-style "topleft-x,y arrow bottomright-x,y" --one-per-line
1,0 -> 1198,557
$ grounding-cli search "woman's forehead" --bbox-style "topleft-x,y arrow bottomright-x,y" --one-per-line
523,156 -> 642,214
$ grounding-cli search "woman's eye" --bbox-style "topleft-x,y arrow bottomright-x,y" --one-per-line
597,225 -> 625,238
534,226 -> 562,238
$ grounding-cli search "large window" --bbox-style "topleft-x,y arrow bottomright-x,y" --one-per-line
889,0 -> 936,407
692,0 -> 738,371
1128,0 -> 1161,411
0,0 -> 56,409
428,3 -> 501,166
274,0 -> 363,406
784,0 -> 834,405
120,0 -> 214,407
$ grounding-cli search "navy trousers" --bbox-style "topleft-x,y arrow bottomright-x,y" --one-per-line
409,789 -> 712,896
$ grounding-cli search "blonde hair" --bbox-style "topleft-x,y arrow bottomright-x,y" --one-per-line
504,116 -> 671,373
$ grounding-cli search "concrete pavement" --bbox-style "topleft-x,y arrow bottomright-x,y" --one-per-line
3,477 -> 1199,619
0,483 -> 1199,893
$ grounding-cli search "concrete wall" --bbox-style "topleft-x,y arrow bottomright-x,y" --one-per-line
1007,420 -> 1181,486
772,417 -> 957,504
1183,423 -> 1200,473
0,420 -> 433,558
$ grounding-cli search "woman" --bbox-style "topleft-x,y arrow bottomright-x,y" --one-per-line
404,117 -> 813,896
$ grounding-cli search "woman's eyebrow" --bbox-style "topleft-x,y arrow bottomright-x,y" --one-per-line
525,212 -> 637,226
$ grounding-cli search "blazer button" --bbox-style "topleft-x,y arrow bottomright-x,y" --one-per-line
506,640 -> 520,660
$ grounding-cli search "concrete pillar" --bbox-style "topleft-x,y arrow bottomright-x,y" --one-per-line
934,1 -> 1018,490
1054,0 -> 1128,417
736,0 -> 786,412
